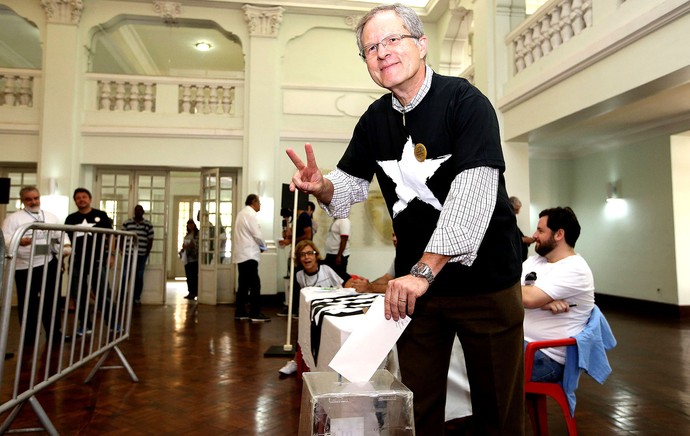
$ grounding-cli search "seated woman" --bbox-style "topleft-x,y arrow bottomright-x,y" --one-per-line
279,240 -> 368,318
294,239 -> 368,292
278,240 -> 369,376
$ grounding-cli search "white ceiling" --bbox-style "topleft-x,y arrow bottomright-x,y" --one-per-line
521,67 -> 690,157
1,1 -> 688,156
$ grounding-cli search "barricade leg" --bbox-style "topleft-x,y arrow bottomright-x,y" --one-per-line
84,346 -> 139,383
0,396 -> 58,436
0,402 -> 24,434
29,396 -> 59,436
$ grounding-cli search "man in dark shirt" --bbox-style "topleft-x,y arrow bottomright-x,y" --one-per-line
286,4 -> 523,434
65,188 -> 116,335
295,201 -> 315,243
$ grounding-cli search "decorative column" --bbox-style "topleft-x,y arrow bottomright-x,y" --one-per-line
467,0 -> 532,228
241,5 -> 283,204
242,5 -> 284,297
37,0 -> 84,211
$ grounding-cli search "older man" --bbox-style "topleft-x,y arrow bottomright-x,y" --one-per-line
2,186 -> 71,346
286,4 -> 523,434
232,194 -> 268,322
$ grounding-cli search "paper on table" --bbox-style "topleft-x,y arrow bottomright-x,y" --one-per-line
328,295 -> 411,383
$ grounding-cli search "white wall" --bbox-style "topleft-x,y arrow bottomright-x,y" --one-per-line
531,136 -> 679,303
671,132 -> 690,304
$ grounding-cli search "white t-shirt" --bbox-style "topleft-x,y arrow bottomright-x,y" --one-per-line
297,265 -> 344,289
2,209 -> 67,270
325,218 -> 351,257
522,254 -> 595,364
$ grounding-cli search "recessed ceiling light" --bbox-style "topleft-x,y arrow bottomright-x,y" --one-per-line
195,42 -> 211,51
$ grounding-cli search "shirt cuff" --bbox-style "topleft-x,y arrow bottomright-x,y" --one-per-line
425,166 -> 498,266
321,169 -> 369,218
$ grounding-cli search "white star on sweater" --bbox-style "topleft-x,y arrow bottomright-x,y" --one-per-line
73,217 -> 98,238
377,136 -> 451,217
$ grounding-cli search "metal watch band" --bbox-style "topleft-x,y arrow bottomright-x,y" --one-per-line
410,261 -> 435,285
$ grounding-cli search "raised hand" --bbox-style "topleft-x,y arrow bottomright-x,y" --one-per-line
285,143 -> 333,203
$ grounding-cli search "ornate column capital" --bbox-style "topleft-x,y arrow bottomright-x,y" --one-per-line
344,15 -> 363,31
242,5 -> 284,38
153,1 -> 182,24
41,0 -> 84,24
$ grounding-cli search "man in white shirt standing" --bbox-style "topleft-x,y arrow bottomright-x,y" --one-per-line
232,194 -> 268,322
324,217 -> 351,279
2,186 -> 71,346
522,206 -> 595,382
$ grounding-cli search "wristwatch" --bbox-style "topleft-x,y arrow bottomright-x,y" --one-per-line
410,262 -> 435,285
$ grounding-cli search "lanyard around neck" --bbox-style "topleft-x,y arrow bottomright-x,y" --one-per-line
24,209 -> 44,222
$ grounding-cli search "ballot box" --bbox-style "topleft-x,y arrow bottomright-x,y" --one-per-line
299,369 -> 415,435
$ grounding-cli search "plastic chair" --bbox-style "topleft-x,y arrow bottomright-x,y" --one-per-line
524,338 -> 578,436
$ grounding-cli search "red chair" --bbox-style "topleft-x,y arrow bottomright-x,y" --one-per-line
524,338 -> 578,436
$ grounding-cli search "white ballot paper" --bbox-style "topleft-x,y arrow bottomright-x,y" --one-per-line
329,296 -> 411,382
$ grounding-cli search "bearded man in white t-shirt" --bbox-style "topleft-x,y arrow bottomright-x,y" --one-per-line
2,186 -> 72,346
522,206 -> 595,382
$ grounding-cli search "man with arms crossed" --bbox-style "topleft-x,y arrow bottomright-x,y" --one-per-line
522,207 -> 595,382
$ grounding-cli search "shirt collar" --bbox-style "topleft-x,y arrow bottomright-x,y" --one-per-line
392,65 -> 433,115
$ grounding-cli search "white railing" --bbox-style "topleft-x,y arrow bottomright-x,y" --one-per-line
97,79 -> 157,112
0,224 -> 139,434
89,74 -> 241,116
179,83 -> 236,115
507,0 -> 593,74
0,68 -> 40,108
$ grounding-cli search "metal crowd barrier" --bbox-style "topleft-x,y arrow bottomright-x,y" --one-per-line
0,223 -> 140,434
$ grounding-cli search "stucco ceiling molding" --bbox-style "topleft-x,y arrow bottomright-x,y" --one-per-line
41,0 -> 84,25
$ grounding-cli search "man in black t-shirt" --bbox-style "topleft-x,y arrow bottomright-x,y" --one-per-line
295,201 -> 315,243
65,188 -> 117,335
286,4 -> 523,434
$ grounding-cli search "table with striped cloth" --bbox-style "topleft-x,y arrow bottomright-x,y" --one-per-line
297,287 -> 473,421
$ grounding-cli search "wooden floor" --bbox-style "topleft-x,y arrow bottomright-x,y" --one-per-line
3,282 -> 690,435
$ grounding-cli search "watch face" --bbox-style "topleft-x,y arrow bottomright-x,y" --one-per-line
411,262 -> 434,284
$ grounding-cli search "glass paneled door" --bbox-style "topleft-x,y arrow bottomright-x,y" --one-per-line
198,169 -> 235,305
97,170 -> 168,304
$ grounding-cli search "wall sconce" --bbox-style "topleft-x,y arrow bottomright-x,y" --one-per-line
257,180 -> 265,197
606,180 -> 620,202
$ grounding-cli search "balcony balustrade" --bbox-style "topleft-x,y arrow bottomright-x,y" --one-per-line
0,68 -> 39,108
508,0 -> 593,74
91,74 -> 239,116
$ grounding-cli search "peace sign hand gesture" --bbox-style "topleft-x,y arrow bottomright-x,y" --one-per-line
286,143 -> 334,204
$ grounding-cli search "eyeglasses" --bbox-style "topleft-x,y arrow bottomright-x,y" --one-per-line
299,250 -> 317,258
360,34 -> 418,59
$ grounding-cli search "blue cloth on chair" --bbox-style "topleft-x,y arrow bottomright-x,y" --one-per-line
562,305 -> 617,416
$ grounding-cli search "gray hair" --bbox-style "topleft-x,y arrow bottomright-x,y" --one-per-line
19,185 -> 39,199
355,3 -> 425,56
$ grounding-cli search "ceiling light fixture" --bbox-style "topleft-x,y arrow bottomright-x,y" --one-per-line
195,42 -> 212,51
